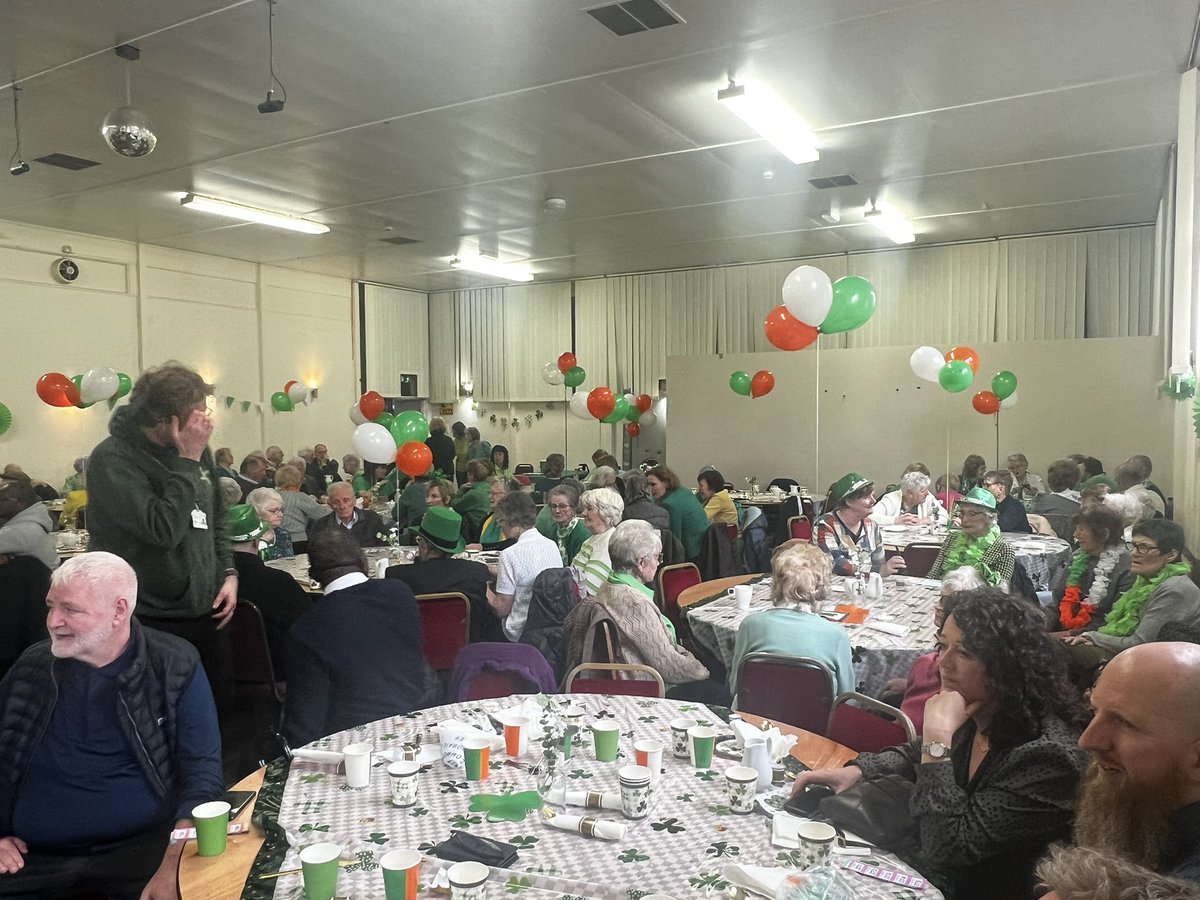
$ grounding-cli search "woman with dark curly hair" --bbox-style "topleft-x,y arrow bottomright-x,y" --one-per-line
793,588 -> 1087,899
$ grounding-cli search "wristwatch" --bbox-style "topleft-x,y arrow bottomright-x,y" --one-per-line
922,741 -> 950,759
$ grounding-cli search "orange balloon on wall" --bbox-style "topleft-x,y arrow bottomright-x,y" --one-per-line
36,372 -> 80,408
945,346 -> 980,375
751,370 -> 776,398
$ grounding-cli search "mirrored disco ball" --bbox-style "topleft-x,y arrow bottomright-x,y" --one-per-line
100,106 -> 157,158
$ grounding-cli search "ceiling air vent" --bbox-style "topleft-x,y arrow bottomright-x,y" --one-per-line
808,174 -> 858,190
34,153 -> 101,171
378,235 -> 420,246
587,0 -> 683,36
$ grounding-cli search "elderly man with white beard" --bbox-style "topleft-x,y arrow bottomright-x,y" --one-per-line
1066,641 -> 1200,884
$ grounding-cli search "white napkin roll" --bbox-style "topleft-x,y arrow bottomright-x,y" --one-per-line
863,620 -> 909,636
721,864 -> 789,898
545,787 -> 622,810
291,749 -> 345,765
544,813 -> 627,841
376,744 -> 442,766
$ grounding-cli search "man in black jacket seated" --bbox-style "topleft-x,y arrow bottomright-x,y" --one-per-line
1072,641 -> 1200,883
982,469 -> 1032,534
228,504 -> 313,678
387,506 -> 504,643
0,552 -> 223,899
282,529 -> 438,748
308,481 -> 387,549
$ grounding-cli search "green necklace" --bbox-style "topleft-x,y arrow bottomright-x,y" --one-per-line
1099,561 -> 1192,637
942,526 -> 1003,585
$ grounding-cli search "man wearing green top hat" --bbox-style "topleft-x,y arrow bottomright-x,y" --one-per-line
928,487 -> 1017,586
386,506 -> 503,642
815,472 -> 906,577
228,504 -> 313,676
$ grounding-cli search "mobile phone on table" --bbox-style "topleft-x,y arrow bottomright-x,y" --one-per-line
222,789 -> 257,819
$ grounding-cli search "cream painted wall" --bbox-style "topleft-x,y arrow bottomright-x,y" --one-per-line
667,336 -> 1173,498
0,220 -> 354,483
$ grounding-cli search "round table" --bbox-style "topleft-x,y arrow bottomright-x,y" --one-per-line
880,526 -> 1071,590
178,696 -> 938,899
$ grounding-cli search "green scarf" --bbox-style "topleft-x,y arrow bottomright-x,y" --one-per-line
608,571 -> 677,645
554,517 -> 580,563
942,525 -> 1003,586
1099,561 -> 1192,637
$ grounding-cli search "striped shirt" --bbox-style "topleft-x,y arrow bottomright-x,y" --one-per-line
571,528 -> 614,599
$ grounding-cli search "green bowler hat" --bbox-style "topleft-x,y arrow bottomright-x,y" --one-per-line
417,505 -> 466,555
958,486 -> 997,511
228,503 -> 270,542
829,472 -> 872,507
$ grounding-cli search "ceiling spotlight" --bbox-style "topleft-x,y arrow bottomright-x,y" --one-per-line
8,85 -> 29,175
257,0 -> 287,113
180,193 -> 329,234
864,200 -> 915,244
101,46 -> 157,158
717,79 -> 818,165
450,253 -> 534,282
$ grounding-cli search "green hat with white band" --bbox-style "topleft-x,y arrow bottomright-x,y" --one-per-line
228,503 -> 270,542
958,486 -> 997,511
829,472 -> 872,508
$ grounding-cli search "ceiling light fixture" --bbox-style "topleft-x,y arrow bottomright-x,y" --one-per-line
257,0 -> 287,113
101,45 -> 157,158
717,79 -> 819,164
450,254 -> 534,282
180,193 -> 329,234
863,201 -> 915,244
8,86 -> 29,175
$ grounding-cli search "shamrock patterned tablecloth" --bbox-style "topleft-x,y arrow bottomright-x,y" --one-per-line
253,695 -> 940,900
686,576 -> 941,698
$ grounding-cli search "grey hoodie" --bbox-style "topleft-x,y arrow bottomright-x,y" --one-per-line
0,503 -> 58,570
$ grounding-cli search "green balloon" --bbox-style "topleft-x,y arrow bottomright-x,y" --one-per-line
820,276 -> 877,334
564,366 -> 586,388
729,371 -> 751,396
115,372 -> 133,399
991,370 -> 1017,401
393,410 -> 430,444
0,402 -> 10,436
374,411 -> 395,429
624,403 -> 641,422
271,391 -> 294,412
938,360 -> 974,393
601,395 -> 630,424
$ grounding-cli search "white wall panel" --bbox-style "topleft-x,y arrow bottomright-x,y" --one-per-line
362,283 -> 430,396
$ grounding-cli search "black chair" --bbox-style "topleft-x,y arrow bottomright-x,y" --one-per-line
0,555 -> 52,677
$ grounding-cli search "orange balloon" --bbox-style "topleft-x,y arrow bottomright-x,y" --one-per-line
972,390 -> 1000,415
635,393 -> 652,414
284,379 -> 297,393
945,346 -> 980,375
395,441 -> 433,478
625,422 -> 641,438
359,390 -> 386,421
586,387 -> 616,420
557,352 -> 577,374
36,372 -> 79,408
764,305 -> 819,351
751,370 -> 776,398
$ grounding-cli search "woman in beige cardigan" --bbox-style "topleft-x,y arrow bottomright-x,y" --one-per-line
564,519 -> 729,703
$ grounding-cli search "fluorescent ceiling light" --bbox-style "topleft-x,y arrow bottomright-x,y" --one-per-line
864,204 -> 915,244
450,254 -> 534,282
717,80 -> 819,165
180,193 -> 329,234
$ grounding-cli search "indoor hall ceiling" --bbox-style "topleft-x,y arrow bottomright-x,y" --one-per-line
0,0 -> 1195,292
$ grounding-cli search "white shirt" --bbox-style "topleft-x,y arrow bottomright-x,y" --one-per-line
324,572 -> 368,595
1126,483 -> 1165,519
871,490 -> 946,526
496,528 -> 562,641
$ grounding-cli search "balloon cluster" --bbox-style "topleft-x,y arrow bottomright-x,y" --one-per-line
542,352 -> 587,388
910,345 -> 1019,414
270,380 -> 310,413
728,370 -> 775,399
349,392 -> 433,477
764,266 -> 878,351
37,368 -> 133,409
569,387 -> 654,437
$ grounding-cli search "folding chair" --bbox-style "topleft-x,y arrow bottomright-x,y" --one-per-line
787,515 -> 812,541
655,562 -> 700,631
826,691 -> 916,753
514,463 -> 535,475
230,601 -> 286,705
564,663 -> 666,698
415,592 -> 471,671
901,543 -> 942,578
733,652 -> 835,735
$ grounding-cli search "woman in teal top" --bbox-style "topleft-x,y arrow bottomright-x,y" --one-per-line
646,465 -> 709,559
451,460 -> 494,540
729,541 -> 855,698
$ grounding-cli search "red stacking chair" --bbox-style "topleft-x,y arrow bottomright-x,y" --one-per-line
656,563 -> 701,631
734,652 -> 835,735
826,691 -> 916,753
415,592 -> 471,671
564,663 -> 666,698
787,515 -> 812,541
901,543 -> 942,578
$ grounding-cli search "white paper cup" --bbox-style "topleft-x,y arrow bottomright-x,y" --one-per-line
724,765 -> 759,814
342,741 -> 373,789
617,764 -> 653,819
387,760 -> 421,807
669,717 -> 697,758
58,532 -> 80,550
733,584 -> 752,610
798,820 -> 837,867
448,860 -> 490,900
374,557 -> 390,578
633,739 -> 664,781
503,715 -> 530,757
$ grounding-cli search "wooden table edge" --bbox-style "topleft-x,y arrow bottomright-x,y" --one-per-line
178,767 -> 266,899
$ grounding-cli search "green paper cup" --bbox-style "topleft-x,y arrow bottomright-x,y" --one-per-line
562,724 -> 577,760
300,842 -> 342,900
590,721 -> 620,762
191,800 -> 230,857
688,725 -> 717,769
380,849 -> 423,900
463,737 -> 492,781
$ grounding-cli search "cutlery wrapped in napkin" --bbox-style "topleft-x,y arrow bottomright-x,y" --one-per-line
721,863 -> 789,898
729,719 -> 797,762
544,787 -> 622,810
542,811 -> 627,841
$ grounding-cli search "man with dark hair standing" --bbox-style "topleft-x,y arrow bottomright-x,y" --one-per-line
86,363 -> 238,713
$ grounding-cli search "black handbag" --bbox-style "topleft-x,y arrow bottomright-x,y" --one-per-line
817,773 -> 918,853
427,831 -> 520,868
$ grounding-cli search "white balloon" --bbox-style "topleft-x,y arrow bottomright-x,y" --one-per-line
352,423 -> 397,464
1000,391 -> 1018,409
623,393 -> 636,409
569,391 -> 592,420
781,265 -> 833,327
349,403 -> 369,426
287,382 -> 309,403
80,367 -> 120,404
909,346 -> 945,383
542,362 -> 565,386
639,411 -> 657,427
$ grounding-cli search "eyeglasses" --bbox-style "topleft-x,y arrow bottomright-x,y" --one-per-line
1128,541 -> 1160,555
959,508 -> 987,519
548,503 -> 572,511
